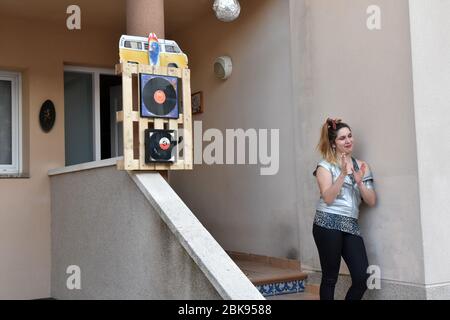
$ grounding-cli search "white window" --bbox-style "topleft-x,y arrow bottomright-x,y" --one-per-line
0,71 -> 22,174
64,66 -> 122,166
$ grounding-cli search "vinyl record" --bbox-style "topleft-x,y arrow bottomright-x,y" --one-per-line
145,129 -> 177,163
140,74 -> 179,119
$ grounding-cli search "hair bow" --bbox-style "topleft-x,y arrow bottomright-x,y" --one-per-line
326,118 -> 343,130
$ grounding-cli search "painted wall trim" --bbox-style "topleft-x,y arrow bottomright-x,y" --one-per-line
48,157 -> 121,176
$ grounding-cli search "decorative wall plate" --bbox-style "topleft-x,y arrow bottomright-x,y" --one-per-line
39,100 -> 56,133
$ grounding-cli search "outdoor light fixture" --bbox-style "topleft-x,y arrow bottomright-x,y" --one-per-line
213,0 -> 241,22
214,56 -> 233,80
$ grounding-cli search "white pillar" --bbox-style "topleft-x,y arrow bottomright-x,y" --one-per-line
409,0 -> 450,299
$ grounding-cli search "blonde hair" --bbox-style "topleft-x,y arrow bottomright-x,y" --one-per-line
316,118 -> 351,164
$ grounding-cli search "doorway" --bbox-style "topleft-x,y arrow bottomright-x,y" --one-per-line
64,67 -> 122,166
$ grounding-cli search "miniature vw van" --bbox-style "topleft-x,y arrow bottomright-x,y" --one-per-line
119,35 -> 188,68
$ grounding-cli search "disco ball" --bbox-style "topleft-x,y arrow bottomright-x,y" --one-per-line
213,0 -> 241,22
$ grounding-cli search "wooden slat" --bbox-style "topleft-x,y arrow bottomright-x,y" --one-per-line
167,67 -> 183,78
168,119 -> 178,130
154,119 -> 164,129
157,65 -> 169,76
182,68 -> 193,170
139,118 -> 155,170
129,159 -> 140,169
116,111 -> 140,122
135,65 -> 183,78
141,163 -> 170,170
128,63 -> 139,74
122,64 -> 135,170
170,160 -> 186,170
137,64 -> 154,75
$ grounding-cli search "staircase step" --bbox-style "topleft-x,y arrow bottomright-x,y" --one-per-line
228,251 -> 313,297
237,260 -> 308,285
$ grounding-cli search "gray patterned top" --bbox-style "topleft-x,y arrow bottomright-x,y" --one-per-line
314,210 -> 361,236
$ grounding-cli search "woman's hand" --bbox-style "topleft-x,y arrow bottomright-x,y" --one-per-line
340,153 -> 352,176
354,161 -> 376,207
353,162 -> 367,185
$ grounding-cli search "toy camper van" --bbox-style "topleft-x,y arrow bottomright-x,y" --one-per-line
119,34 -> 188,68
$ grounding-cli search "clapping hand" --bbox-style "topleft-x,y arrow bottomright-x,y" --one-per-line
353,162 -> 367,185
340,153 -> 353,175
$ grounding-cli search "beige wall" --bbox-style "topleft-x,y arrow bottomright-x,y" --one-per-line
169,0 -> 427,290
169,0 -> 300,259
0,13 -> 124,298
291,0 -> 425,285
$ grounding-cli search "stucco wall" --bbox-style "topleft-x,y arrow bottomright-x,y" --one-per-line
168,0 -> 300,260
409,0 -> 450,291
50,165 -> 221,299
290,0 -> 424,287
168,0 -> 426,291
0,12 -> 124,298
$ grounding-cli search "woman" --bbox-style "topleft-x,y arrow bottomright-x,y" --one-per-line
312,118 -> 377,300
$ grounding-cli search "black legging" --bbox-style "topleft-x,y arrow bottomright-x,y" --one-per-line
312,224 -> 369,300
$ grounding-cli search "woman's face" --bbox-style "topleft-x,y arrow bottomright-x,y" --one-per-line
333,127 -> 353,155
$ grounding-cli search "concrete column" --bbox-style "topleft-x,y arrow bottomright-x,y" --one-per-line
409,0 -> 450,299
126,0 -> 165,37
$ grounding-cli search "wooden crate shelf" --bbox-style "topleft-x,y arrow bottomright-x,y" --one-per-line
115,62 -> 193,171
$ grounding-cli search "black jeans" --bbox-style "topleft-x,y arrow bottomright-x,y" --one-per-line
312,224 -> 369,300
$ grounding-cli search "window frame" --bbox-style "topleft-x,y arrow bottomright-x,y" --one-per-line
0,70 -> 22,175
64,66 -> 115,162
